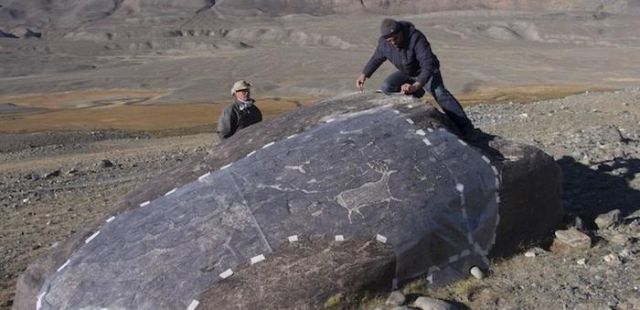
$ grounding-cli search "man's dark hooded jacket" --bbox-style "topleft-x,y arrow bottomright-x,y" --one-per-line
362,21 -> 440,87
217,99 -> 262,139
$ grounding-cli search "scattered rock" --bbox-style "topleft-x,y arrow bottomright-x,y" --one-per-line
386,291 -> 406,306
24,173 -> 40,181
603,253 -> 622,265
323,293 -> 344,308
44,170 -> 61,179
629,220 -> 640,235
609,233 -> 631,246
0,29 -> 19,39
24,29 -> 42,39
572,215 -> 586,231
412,296 -> 457,310
550,228 -> 591,254
618,297 -> 640,310
595,209 -> 621,230
470,266 -> 485,280
99,159 -> 114,168
619,248 -> 632,259
576,258 -> 587,265
524,247 -> 546,258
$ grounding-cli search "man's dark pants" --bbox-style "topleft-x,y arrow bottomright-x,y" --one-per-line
380,70 -> 473,132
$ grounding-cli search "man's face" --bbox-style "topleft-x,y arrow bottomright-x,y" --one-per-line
234,89 -> 250,101
385,31 -> 402,48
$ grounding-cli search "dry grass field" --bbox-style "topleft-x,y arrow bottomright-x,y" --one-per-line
0,85 -> 608,135
0,90 -> 318,135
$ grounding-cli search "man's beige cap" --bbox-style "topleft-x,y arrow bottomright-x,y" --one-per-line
231,80 -> 252,95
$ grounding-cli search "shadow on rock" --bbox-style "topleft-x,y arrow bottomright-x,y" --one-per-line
466,130 -> 505,161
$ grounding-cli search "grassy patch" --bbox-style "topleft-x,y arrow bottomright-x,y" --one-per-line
0,89 -> 318,135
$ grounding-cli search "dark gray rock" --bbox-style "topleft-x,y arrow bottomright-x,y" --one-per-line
14,93 -> 562,310
98,159 -> 114,168
44,170 -> 60,179
197,237 -> 395,310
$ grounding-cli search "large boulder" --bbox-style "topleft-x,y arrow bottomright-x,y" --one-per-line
489,138 -> 563,257
13,93 -> 562,310
198,236 -> 397,310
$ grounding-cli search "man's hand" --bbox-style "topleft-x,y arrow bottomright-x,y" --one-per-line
400,82 -> 422,94
356,74 -> 367,92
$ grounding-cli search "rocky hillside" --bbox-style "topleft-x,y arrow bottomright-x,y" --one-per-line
2,89 -> 640,309
2,0 -> 638,33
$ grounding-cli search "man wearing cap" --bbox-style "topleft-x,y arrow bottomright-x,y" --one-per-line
217,80 -> 263,139
356,18 -> 475,136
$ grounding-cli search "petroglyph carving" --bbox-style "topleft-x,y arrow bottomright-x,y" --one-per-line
336,161 -> 401,223
285,160 -> 311,174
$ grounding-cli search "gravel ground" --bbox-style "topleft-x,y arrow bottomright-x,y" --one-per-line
413,88 -> 640,310
0,133 -> 216,309
2,89 -> 640,309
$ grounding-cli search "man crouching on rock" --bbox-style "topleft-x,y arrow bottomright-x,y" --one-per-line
356,18 -> 476,137
217,80 -> 263,139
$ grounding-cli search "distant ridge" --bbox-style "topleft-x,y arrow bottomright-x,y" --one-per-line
1,0 -> 638,31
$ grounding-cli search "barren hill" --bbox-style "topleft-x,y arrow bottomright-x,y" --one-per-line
2,0 -> 639,32
1,0 -> 640,105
